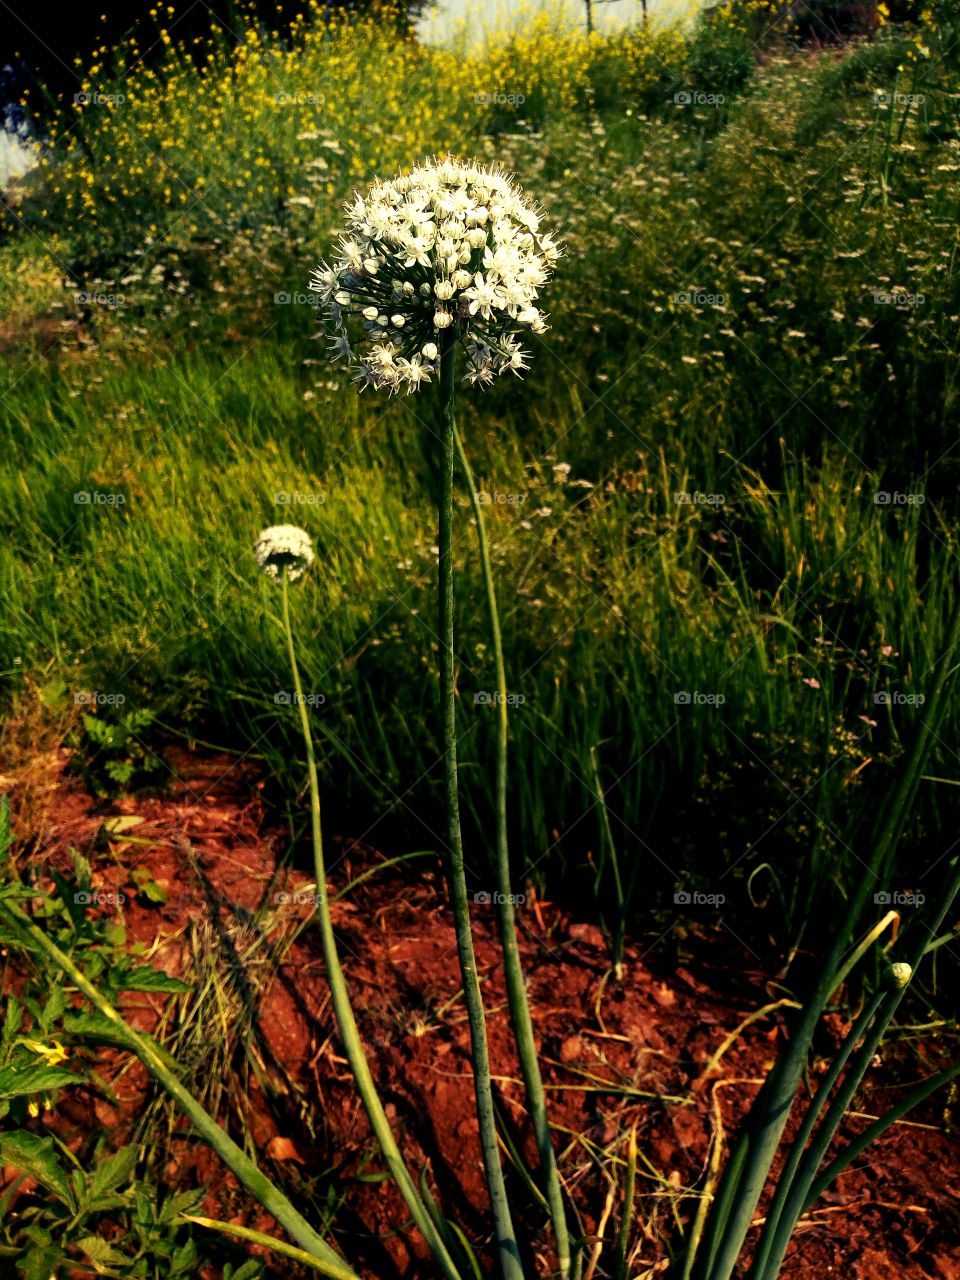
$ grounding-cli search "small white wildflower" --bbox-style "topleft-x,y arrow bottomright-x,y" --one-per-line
552,462 -> 572,483
254,525 -> 315,583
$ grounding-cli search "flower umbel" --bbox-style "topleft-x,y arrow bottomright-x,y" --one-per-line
254,525 -> 315,582
311,156 -> 561,394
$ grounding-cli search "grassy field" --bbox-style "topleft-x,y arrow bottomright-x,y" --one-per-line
2,1 -> 959,955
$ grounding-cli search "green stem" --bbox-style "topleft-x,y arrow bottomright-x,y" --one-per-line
757,853 -> 960,1280
747,992 -> 884,1280
438,328 -> 524,1280
455,425 -> 571,1278
802,1059 -> 960,1206
699,590 -> 960,1280
280,574 -> 463,1280
0,900 -> 353,1276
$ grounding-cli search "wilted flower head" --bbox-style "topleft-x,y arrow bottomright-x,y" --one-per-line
254,525 -> 315,582
310,156 -> 561,394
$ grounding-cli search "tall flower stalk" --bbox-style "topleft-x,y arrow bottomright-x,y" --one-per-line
438,333 -> 524,1280
260,528 -> 463,1280
314,156 -> 560,1280
455,427 -> 571,1278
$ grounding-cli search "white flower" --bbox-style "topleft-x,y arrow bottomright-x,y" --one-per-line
254,525 -> 315,583
310,156 -> 560,393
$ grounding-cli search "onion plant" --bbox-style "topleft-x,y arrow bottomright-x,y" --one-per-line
313,155 -> 564,1280
685,590 -> 960,1280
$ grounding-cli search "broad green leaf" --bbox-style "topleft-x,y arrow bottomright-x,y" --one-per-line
0,1063 -> 78,1099
38,985 -> 66,1032
0,1131 -> 74,1209
20,1243 -> 63,1280
76,1233 -> 131,1267
170,1238 -> 200,1275
130,867 -> 167,905
117,966 -> 191,994
2,996 -> 22,1050
90,1144 -> 137,1199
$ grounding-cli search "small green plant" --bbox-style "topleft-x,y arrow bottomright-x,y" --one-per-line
0,1132 -> 205,1280
72,707 -> 165,798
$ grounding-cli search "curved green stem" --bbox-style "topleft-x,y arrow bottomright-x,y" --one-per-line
280,573 -> 464,1280
0,899 -> 353,1276
747,991 -> 884,1280
455,425 -> 570,1277
438,328 -> 524,1280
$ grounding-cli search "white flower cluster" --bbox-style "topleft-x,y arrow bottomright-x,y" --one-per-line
310,156 -> 560,394
254,525 -> 315,583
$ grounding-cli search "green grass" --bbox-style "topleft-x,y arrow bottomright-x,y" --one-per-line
2,8 -> 959,952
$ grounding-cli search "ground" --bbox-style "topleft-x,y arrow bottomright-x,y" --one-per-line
2,743 -> 959,1279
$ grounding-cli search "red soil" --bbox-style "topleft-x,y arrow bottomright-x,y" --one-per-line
3,744 -> 959,1279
